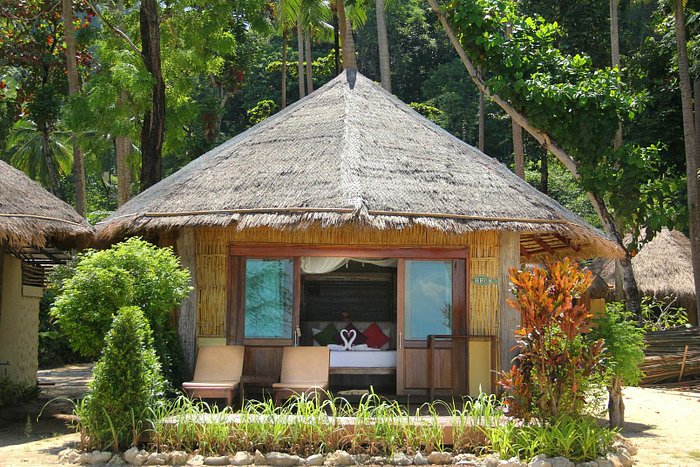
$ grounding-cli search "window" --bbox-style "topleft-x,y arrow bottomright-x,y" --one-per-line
404,260 -> 452,339
244,258 -> 294,338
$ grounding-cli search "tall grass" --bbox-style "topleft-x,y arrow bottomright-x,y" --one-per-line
67,390 -> 616,462
145,390 -> 504,456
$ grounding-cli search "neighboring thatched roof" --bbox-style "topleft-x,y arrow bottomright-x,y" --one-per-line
0,160 -> 93,249
97,70 -> 621,258
589,228 -> 694,298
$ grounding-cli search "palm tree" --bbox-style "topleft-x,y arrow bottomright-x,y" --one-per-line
375,0 -> 391,92
7,119 -> 72,197
274,0 -> 299,108
298,0 -> 332,96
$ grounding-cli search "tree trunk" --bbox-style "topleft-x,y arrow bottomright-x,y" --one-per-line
513,122 -> 524,178
305,28 -> 314,94
333,8 -> 341,75
282,29 -> 288,109
540,151 -> 548,194
116,134 -> 131,206
139,0 -> 165,191
478,66 -> 485,152
375,0 -> 391,92
297,18 -> 305,99
610,0 -> 623,149
674,0 -> 700,326
62,0 -> 86,217
608,375 -> 624,428
427,0 -> 643,313
336,0 -> 356,70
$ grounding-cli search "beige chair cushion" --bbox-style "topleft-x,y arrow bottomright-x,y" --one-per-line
183,381 -> 239,390
189,345 -> 245,384
279,347 -> 329,386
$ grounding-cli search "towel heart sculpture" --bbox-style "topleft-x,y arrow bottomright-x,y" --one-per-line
339,328 -> 357,350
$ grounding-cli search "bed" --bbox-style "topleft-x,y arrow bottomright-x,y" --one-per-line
329,350 -> 397,375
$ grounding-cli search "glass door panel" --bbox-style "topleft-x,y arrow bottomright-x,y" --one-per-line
404,260 -> 452,340
244,258 -> 294,338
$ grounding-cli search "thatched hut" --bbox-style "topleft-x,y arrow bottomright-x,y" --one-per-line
0,160 -> 92,385
97,71 -> 621,397
590,228 -> 696,325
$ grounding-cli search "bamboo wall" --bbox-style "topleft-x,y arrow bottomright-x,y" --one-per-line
193,226 -> 505,339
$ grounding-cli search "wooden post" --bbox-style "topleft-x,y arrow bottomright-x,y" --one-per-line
0,247 -> 4,318
499,232 -> 520,375
176,229 -> 197,380
679,344 -> 689,382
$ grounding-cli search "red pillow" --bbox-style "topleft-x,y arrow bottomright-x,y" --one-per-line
363,322 -> 390,349
333,322 -> 368,346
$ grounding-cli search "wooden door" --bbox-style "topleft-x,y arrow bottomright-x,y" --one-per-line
396,259 -> 467,396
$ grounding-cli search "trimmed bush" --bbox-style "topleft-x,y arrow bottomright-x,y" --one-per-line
80,306 -> 164,451
51,237 -> 191,385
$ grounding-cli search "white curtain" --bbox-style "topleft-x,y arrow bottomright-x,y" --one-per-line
300,257 -> 348,274
350,258 -> 398,268
300,257 -> 398,274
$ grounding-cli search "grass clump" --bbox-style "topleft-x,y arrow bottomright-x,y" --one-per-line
485,416 -> 616,462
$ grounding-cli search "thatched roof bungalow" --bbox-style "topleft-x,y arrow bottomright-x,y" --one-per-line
98,71 -> 621,397
590,228 -> 696,325
0,160 -> 92,385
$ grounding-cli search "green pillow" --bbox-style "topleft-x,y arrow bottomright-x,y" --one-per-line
313,322 -> 339,346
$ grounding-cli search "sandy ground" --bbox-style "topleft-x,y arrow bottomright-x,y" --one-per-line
620,386 -> 700,466
0,366 -> 698,466
0,364 -> 91,467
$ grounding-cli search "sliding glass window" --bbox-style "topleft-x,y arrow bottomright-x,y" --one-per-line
244,258 -> 294,338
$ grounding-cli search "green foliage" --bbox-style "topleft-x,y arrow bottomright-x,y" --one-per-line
500,259 -> 605,423
0,379 -> 40,408
51,238 -> 191,385
447,0 -> 681,240
485,416 -> 617,462
80,306 -> 164,451
409,102 -> 447,126
589,303 -> 646,387
247,99 -> 278,125
639,296 -> 690,332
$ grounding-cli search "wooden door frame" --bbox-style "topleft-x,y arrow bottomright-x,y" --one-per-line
396,256 -> 470,396
226,243 -> 471,392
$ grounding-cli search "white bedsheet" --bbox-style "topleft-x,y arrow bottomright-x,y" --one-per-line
329,350 -> 397,368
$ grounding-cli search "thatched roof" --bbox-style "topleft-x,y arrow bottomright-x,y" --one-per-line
97,71 -> 621,258
589,228 -> 694,298
0,159 -> 93,249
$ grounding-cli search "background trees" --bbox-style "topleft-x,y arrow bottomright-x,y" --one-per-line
1,0 -> 698,315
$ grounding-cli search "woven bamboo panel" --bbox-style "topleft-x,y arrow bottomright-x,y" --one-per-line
194,227 -> 503,338
195,229 -> 229,337
196,225 -> 498,247
469,258 -> 500,335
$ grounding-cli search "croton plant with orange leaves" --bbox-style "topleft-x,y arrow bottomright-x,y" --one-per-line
499,259 -> 606,423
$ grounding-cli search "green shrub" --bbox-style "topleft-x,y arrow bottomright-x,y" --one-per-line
0,379 -> 40,408
485,416 -> 617,462
590,303 -> 646,387
80,306 -> 164,451
51,238 -> 191,385
588,303 -> 646,427
640,296 -> 689,332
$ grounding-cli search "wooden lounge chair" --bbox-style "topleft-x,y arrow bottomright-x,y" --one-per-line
272,347 -> 330,405
182,345 -> 245,406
